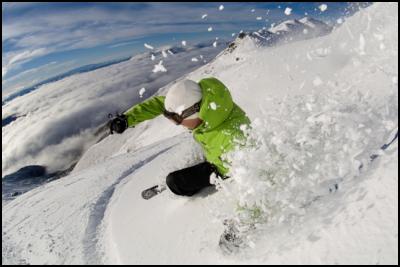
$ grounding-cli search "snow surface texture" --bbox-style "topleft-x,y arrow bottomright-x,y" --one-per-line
2,3 -> 398,264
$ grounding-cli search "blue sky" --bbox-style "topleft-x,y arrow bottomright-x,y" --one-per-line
2,2 -> 370,96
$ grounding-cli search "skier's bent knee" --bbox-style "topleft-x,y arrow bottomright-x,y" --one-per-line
166,173 -> 185,196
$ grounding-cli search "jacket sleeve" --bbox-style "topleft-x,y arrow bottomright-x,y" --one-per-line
123,96 -> 166,127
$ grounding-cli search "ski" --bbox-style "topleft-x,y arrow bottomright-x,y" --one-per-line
141,184 -> 167,200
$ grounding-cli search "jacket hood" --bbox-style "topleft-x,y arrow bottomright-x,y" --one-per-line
197,78 -> 234,131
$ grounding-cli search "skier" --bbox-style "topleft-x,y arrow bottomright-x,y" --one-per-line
109,77 -> 250,197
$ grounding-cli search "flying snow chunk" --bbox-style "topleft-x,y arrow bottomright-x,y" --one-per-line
251,9 -> 255,13
152,60 -> 167,73
162,50 -> 168,58
144,43 -> 154,50
202,14 -> 208,19
306,52 -> 313,61
313,76 -> 323,86
284,7 -> 292,15
219,5 -> 224,11
151,54 -> 155,61
231,33 -> 235,37
209,102 -> 217,110
181,40 -> 187,46
256,17 -> 262,20
191,57 -> 199,62
139,87 -> 146,98
337,18 -> 343,24
213,41 -> 217,47
208,27 -> 213,32
319,4 -> 328,12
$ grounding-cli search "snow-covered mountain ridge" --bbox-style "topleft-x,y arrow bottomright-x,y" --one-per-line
227,16 -> 332,50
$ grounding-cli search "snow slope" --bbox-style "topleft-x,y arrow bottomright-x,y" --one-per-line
2,3 -> 398,264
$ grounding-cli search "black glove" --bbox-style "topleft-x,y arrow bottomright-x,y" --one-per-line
110,114 -> 128,134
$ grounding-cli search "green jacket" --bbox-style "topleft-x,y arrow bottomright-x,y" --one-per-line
124,77 -> 250,175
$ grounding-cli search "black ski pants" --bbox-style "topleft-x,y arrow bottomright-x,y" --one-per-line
166,161 -> 221,196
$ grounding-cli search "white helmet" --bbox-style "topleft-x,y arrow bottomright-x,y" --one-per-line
164,79 -> 202,120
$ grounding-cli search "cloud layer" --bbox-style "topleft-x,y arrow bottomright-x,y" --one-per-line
2,42 -> 224,175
